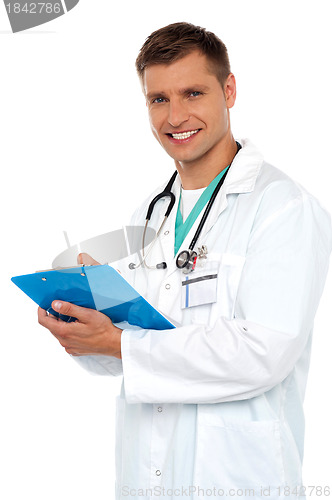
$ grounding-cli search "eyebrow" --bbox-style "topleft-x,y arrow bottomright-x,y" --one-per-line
146,91 -> 168,101
146,85 -> 210,101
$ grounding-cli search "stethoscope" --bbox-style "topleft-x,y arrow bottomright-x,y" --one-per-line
129,142 -> 242,273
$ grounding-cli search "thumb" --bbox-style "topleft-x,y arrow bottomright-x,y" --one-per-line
52,300 -> 91,322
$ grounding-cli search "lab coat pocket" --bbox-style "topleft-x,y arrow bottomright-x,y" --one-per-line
181,262 -> 218,309
192,253 -> 245,326
217,252 -> 246,318
193,413 -> 285,494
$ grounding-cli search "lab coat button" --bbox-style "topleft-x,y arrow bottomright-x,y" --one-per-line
155,470 -> 161,476
165,284 -> 171,290
157,406 -> 163,412
243,326 -> 248,332
164,230 -> 169,235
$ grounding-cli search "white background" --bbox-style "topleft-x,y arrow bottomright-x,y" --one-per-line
1,1 -> 331,498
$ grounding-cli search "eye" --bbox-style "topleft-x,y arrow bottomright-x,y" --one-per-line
152,97 -> 166,104
189,91 -> 202,98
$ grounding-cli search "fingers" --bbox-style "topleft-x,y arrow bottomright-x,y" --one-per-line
38,306 -> 80,350
51,300 -> 91,323
38,302 -> 119,357
38,307 -> 70,340
38,301 -> 100,335
77,253 -> 101,266
38,306 -> 59,328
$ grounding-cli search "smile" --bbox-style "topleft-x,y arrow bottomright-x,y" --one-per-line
168,129 -> 200,140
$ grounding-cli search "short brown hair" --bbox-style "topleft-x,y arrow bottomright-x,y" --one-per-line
135,22 -> 231,88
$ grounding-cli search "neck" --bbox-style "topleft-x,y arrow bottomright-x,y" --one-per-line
175,134 -> 238,190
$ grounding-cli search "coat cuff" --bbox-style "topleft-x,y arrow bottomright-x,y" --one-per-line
71,354 -> 123,376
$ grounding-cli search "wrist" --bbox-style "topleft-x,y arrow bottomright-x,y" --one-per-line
108,325 -> 122,359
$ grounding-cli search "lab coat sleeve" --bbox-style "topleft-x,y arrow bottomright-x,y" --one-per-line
71,354 -> 123,376
121,187 -> 332,404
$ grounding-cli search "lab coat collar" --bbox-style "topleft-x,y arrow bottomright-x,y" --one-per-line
171,138 -> 264,198
222,138 -> 264,194
159,138 -> 264,274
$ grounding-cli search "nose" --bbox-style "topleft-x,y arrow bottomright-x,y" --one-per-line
168,99 -> 189,128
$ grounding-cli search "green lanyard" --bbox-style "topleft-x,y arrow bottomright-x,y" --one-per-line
174,165 -> 230,255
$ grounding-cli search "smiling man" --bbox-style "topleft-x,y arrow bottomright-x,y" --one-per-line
143,50 -> 237,188
38,23 -> 332,500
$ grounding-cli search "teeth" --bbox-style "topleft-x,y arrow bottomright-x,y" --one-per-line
171,129 -> 199,140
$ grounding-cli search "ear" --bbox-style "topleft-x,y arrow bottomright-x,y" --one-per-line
224,73 -> 236,109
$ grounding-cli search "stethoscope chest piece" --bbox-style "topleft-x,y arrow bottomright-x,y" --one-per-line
176,250 -> 198,274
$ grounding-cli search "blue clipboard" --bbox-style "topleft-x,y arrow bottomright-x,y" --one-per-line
11,265 -> 174,330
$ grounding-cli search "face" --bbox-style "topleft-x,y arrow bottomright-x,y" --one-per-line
143,51 -> 236,168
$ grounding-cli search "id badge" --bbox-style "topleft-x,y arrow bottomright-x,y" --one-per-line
181,260 -> 218,309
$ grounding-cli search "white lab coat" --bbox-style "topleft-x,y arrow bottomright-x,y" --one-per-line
75,139 -> 332,500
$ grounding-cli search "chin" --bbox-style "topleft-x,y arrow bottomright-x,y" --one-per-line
167,153 -> 196,163
163,146 -> 202,163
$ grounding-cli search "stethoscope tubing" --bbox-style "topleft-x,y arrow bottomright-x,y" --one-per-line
187,166 -> 230,252
132,142 -> 242,271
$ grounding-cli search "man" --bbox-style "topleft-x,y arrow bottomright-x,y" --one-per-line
38,22 -> 332,499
